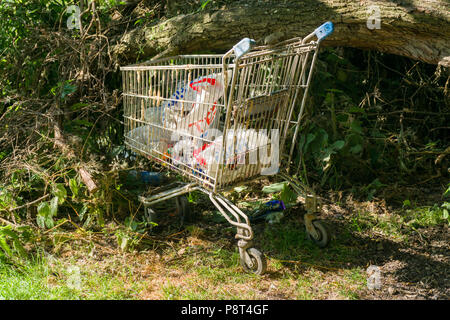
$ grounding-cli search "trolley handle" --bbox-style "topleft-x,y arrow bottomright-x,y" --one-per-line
232,37 -> 256,59
303,21 -> 334,44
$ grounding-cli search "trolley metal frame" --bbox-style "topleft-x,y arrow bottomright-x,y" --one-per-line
121,22 -> 334,274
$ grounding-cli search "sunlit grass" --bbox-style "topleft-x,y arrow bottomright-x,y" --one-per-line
0,255 -> 143,300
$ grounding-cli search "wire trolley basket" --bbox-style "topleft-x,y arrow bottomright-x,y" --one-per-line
121,22 -> 334,275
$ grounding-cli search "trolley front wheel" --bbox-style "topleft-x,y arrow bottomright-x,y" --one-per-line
306,220 -> 329,248
240,248 -> 267,275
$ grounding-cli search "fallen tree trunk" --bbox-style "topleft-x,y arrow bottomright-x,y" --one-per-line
114,0 -> 450,67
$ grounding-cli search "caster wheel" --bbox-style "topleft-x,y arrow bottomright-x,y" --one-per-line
240,248 -> 267,275
306,220 -> 329,248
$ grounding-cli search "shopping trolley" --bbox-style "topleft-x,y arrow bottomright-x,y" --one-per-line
121,22 -> 334,275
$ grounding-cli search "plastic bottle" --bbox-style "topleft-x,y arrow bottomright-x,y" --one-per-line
128,170 -> 165,186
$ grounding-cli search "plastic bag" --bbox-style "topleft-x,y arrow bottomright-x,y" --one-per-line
163,71 -> 231,141
172,129 -> 271,178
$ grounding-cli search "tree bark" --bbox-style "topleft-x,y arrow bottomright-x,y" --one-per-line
113,0 -> 450,67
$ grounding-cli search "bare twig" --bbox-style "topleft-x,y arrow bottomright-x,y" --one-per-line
1,194 -> 50,212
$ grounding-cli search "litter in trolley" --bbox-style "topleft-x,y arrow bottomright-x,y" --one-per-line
121,22 -> 335,275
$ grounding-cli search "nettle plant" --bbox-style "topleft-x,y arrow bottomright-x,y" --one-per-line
296,91 -> 372,191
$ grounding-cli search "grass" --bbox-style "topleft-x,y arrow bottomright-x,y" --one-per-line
0,257 -> 82,300
0,190 -> 447,300
345,202 -> 449,242
0,215 -> 370,300
0,254 -> 145,300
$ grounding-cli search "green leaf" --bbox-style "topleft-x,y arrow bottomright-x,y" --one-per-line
0,235 -> 12,256
37,201 -> 50,216
309,129 -> 328,154
79,204 -> 88,221
443,209 -> 448,220
305,133 -> 316,149
331,140 -> 345,150
234,186 -> 247,193
280,184 -> 297,205
70,102 -> 89,111
347,106 -> 365,113
61,82 -> 77,99
444,185 -> 450,198
1,227 -> 19,241
69,178 -> 79,198
45,215 -> 55,229
336,114 -> 349,123
37,200 -> 55,229
201,0 -> 212,10
49,196 -> 59,218
337,69 -> 348,82
350,120 -> 363,134
52,184 -> 67,204
262,181 -> 289,193
36,214 -> 46,229
350,144 -> 363,154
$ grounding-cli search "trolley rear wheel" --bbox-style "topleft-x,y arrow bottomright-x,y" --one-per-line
306,220 -> 329,248
240,248 -> 267,275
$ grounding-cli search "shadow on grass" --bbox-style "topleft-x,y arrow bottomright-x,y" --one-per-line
138,188 -> 448,299
248,208 -> 449,298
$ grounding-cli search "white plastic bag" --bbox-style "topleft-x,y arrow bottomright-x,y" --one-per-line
163,71 -> 231,141
173,129 -> 270,178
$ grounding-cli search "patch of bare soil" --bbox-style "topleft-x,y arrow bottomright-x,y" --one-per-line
319,184 -> 449,300
360,224 -> 449,300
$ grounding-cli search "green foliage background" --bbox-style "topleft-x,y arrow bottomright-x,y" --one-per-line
0,0 -> 448,265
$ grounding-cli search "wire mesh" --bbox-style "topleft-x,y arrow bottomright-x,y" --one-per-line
121,40 -> 319,192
